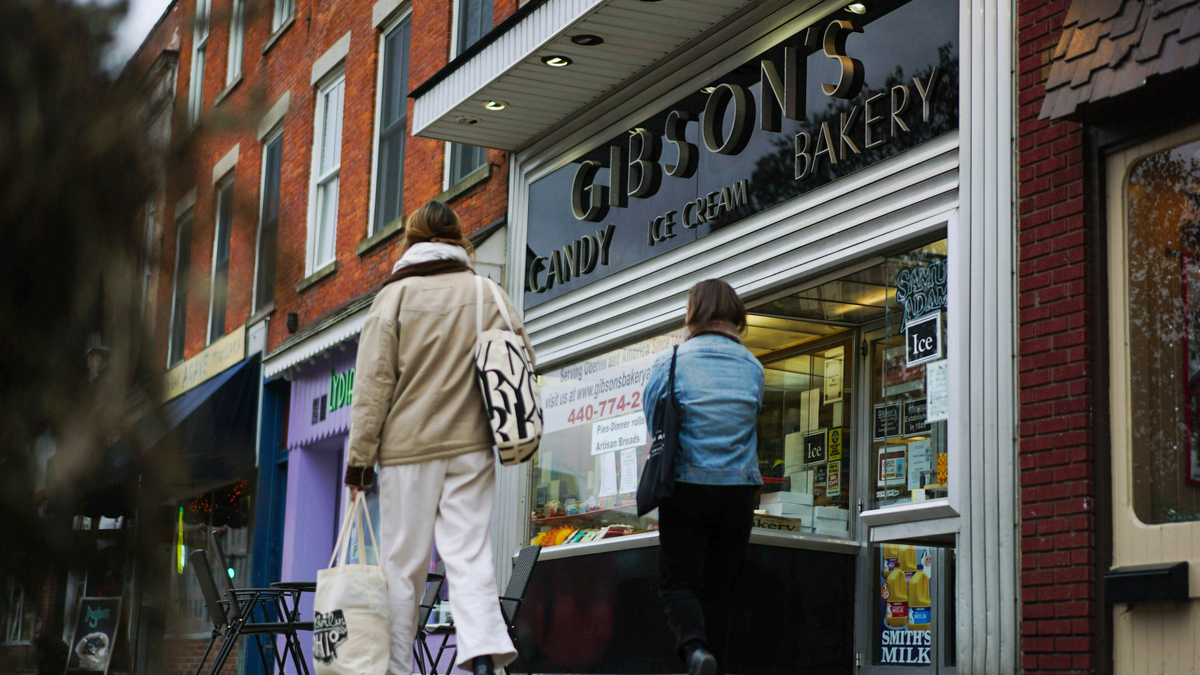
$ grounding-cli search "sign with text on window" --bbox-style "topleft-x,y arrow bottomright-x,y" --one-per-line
539,332 -> 683,435
164,324 -> 245,400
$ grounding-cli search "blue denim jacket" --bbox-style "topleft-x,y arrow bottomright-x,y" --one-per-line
642,334 -> 764,486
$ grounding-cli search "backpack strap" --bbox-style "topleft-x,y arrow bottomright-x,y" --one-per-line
475,275 -> 484,340
485,279 -> 517,334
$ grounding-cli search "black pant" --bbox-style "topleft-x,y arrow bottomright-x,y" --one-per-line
657,482 -> 757,667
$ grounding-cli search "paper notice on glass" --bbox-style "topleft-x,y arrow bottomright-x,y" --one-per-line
619,448 -> 638,494
908,439 -> 933,488
599,452 -> 618,497
591,411 -> 647,455
925,359 -> 949,422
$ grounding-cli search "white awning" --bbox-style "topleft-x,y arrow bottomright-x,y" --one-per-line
262,306 -> 370,378
409,0 -> 761,151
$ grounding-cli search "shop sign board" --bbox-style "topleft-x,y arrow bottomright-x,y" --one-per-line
591,411 -> 647,455
902,398 -> 930,435
904,311 -> 942,366
828,428 -> 843,461
523,0 -> 960,308
827,461 -> 842,496
66,597 -> 122,674
894,257 -> 948,330
925,359 -> 949,422
873,402 -> 902,441
286,346 -> 358,450
803,429 -> 828,464
164,324 -> 245,400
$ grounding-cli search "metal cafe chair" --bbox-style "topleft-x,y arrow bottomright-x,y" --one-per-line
435,545 -> 543,675
414,561 -> 448,675
191,534 -> 313,675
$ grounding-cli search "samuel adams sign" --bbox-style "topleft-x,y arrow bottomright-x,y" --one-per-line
524,0 -> 958,308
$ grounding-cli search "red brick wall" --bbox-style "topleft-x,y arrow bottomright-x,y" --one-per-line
1017,0 -> 1098,673
152,0 -> 518,366
162,637 -> 240,675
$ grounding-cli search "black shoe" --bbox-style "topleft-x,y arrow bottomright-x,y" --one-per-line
687,647 -> 717,675
473,656 -> 494,675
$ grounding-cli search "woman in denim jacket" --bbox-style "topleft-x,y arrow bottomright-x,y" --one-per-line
642,279 -> 764,675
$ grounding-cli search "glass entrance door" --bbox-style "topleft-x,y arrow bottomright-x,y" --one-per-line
854,325 -> 956,673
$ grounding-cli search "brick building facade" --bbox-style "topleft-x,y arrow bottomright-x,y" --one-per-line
1017,1 -> 1101,673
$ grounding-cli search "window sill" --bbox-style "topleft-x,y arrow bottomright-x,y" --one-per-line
868,516 -> 959,545
357,218 -> 404,257
248,301 -> 276,327
261,15 -> 295,56
434,163 -> 491,204
295,260 -> 337,294
213,74 -> 243,107
858,498 -> 959,529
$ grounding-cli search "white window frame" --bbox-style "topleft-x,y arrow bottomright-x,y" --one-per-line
226,0 -> 245,85
168,210 -> 194,367
306,70 -> 346,275
253,126 -> 283,313
208,176 -> 235,344
367,7 -> 413,236
272,0 -> 294,34
3,579 -> 29,645
187,0 -> 211,125
1107,121 -> 1200,593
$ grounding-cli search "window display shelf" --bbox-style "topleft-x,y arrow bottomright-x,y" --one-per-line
531,504 -> 640,525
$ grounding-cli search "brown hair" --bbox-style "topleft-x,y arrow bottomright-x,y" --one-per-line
400,201 -> 474,256
685,279 -> 747,333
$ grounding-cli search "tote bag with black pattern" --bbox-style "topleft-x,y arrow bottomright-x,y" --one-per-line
474,276 -> 543,465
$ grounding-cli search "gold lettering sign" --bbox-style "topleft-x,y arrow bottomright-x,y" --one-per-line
164,324 -> 246,400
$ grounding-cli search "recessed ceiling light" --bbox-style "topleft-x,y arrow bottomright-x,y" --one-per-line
455,115 -> 480,125
483,101 -> 507,111
701,86 -> 717,94
845,2 -> 867,13
571,34 -> 604,46
541,55 -> 573,67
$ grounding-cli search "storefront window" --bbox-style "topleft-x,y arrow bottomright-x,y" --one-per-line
869,241 -> 949,509
168,479 -> 255,634
1125,137 -> 1200,524
530,334 -> 683,546
3,579 -> 37,644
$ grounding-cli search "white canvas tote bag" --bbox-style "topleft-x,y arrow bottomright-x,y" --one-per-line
474,275 -> 543,465
313,493 -> 389,675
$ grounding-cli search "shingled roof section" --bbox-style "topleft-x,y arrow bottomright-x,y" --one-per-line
1040,0 -> 1200,120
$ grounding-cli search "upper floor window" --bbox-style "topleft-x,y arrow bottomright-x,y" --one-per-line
373,15 -> 411,234
272,0 -> 294,33
1120,133 -> 1200,524
227,0 -> 245,84
454,0 -> 493,55
187,0 -> 211,125
255,130 -> 283,313
209,178 -> 234,342
448,143 -> 487,187
309,73 -> 345,273
169,213 -> 193,366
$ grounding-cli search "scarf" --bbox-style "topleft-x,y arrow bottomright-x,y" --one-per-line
391,242 -> 472,274
685,321 -> 744,344
383,243 -> 473,286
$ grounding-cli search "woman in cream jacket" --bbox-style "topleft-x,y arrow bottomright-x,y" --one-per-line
345,201 -> 534,675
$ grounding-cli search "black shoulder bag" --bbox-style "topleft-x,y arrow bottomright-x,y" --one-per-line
636,346 -> 679,516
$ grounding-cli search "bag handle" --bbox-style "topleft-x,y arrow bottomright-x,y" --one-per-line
485,279 -> 517,334
475,275 -> 518,336
328,493 -> 380,568
475,275 -> 484,340
667,346 -> 678,406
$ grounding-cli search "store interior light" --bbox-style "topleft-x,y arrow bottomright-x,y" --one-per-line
542,55 -> 573,67
845,2 -> 868,13
484,100 -> 507,111
227,567 -> 236,579
571,34 -> 604,46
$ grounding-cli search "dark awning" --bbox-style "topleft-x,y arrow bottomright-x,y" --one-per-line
66,356 -> 261,517
1040,0 -> 1200,120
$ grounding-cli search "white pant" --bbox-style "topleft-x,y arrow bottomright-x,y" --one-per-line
378,450 -> 516,675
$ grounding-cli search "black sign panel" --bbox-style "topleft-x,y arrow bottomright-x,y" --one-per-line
67,597 -> 121,674
905,312 -> 942,366
804,429 -> 828,464
873,402 -> 902,442
523,0 -> 959,308
903,398 -> 931,435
